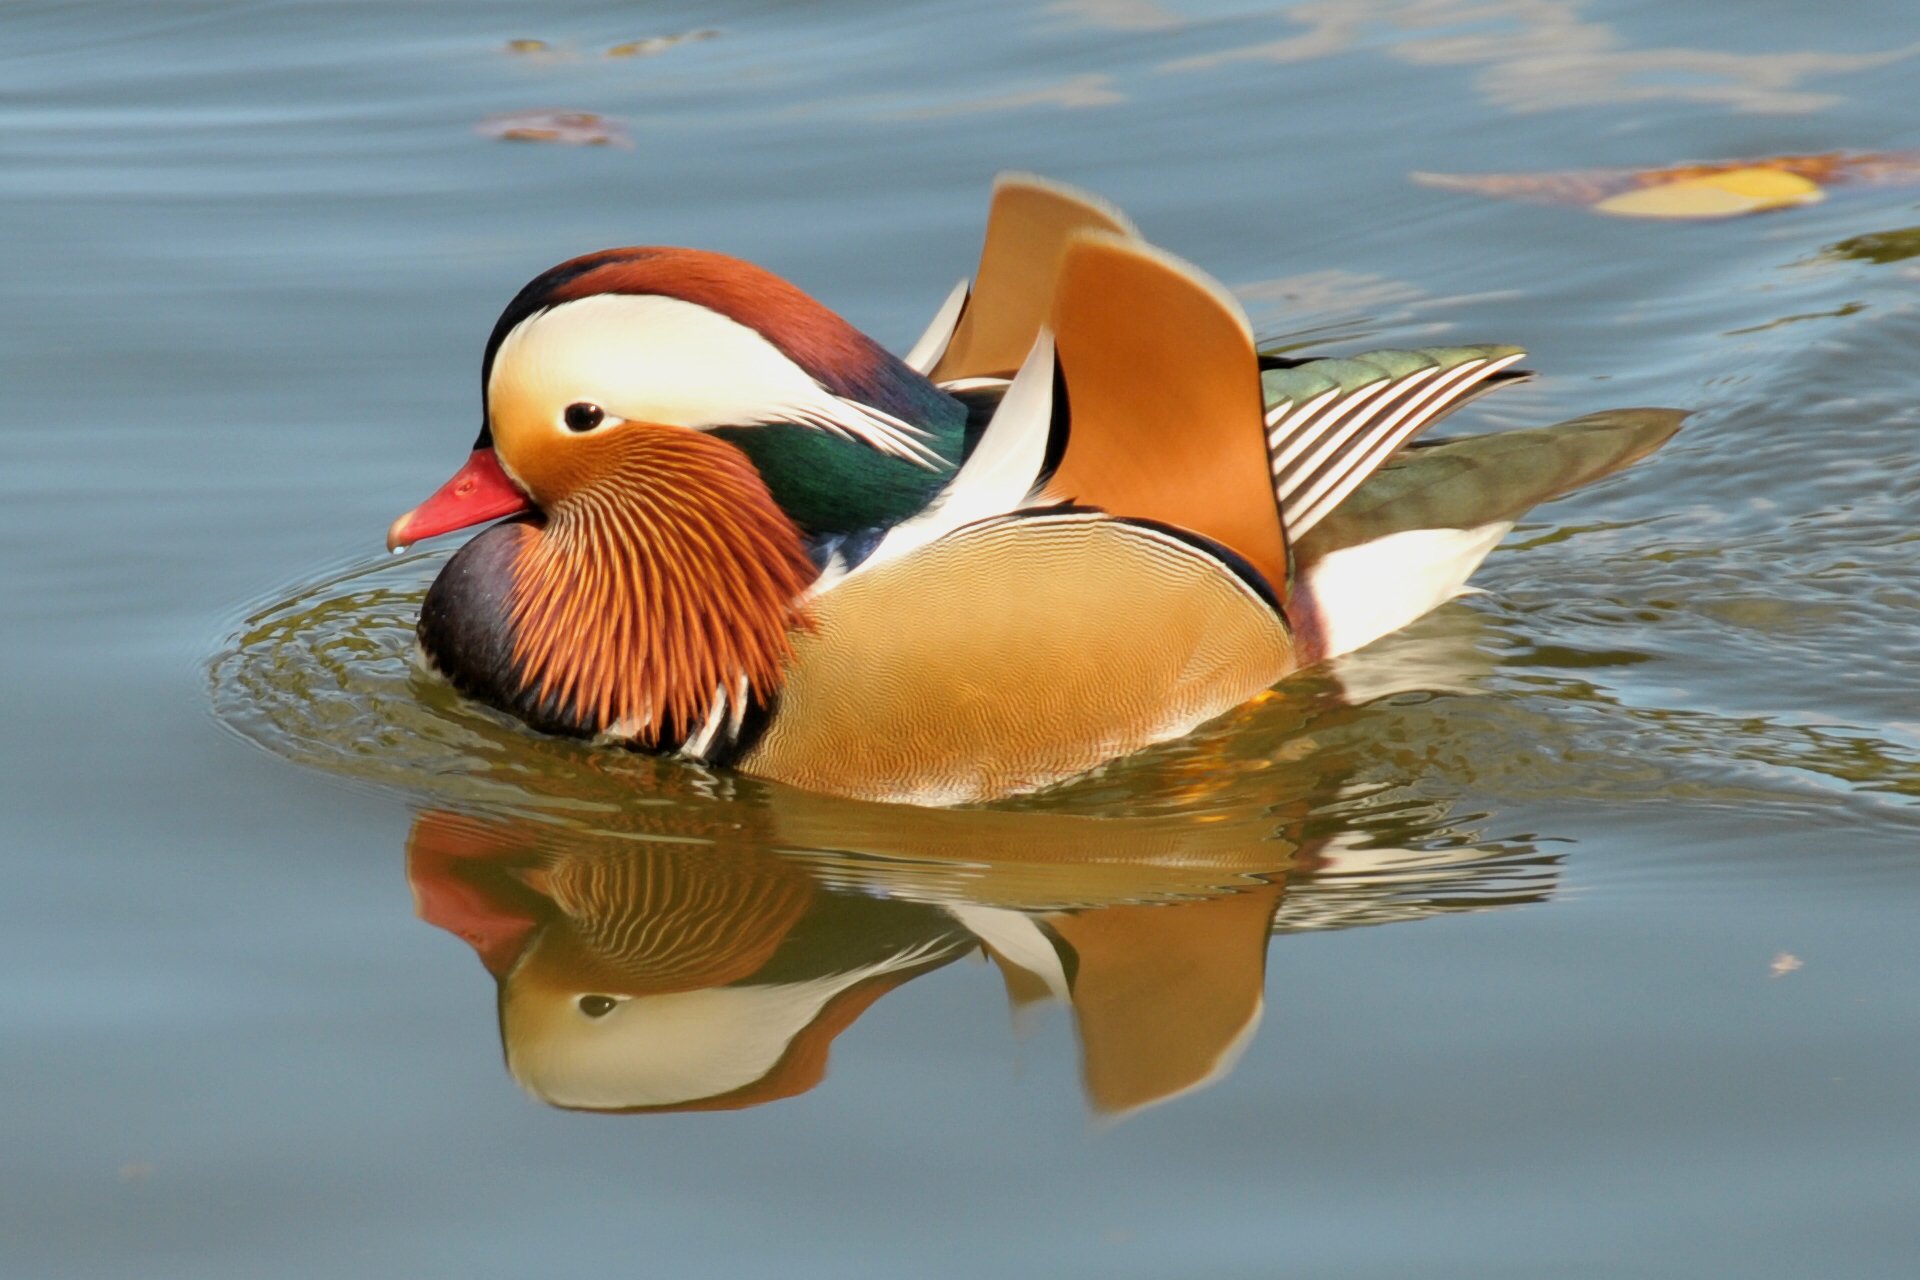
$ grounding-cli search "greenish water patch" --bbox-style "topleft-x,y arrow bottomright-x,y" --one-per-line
1828,225 -> 1920,263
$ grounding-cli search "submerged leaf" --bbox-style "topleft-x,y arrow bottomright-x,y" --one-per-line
607,30 -> 719,57
476,110 -> 631,147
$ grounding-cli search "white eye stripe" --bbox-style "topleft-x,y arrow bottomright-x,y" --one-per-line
492,292 -> 933,461
764,399 -> 946,469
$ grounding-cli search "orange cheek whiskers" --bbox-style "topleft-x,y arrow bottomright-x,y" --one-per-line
502,428 -> 816,744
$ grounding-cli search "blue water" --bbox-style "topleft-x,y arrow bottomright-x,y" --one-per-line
6,2 -> 1920,1276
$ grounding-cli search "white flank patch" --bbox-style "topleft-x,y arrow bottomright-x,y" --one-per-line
902,277 -> 970,373
491,292 -> 945,467
1295,521 -> 1513,661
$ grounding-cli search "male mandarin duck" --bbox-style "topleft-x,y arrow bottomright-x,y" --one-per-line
387,174 -> 1682,806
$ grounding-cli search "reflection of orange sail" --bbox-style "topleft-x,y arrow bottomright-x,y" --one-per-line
952,881 -> 1284,1117
1051,890 -> 1284,1117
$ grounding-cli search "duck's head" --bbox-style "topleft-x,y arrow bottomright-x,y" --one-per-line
388,248 -> 965,745
389,246 -> 965,553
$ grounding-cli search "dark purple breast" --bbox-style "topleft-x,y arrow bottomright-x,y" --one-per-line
417,518 -> 593,739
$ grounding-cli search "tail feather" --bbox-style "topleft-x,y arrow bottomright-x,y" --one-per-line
1295,408 -> 1687,565
1286,408 -> 1685,663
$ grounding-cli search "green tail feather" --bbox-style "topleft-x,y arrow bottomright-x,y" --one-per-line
1292,408 -> 1687,566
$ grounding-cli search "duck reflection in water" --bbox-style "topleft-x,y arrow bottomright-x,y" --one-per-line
407,776 -> 1558,1117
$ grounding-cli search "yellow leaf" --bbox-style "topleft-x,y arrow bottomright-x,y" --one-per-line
1595,168 -> 1825,219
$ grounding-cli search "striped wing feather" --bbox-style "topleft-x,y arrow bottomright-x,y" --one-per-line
739,511 -> 1296,806
1261,346 -> 1531,540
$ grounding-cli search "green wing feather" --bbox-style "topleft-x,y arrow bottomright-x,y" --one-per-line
1259,345 -> 1526,411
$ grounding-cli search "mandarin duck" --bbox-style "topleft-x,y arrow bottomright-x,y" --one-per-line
387,174 -> 1682,806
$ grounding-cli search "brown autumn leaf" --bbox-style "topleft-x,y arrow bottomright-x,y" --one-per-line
1413,149 -> 1920,220
475,110 -> 631,148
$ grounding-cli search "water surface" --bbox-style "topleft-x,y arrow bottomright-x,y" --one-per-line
7,1 -> 1920,1276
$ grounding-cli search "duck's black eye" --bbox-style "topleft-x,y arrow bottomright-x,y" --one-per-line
577,994 -> 618,1018
564,402 -> 605,433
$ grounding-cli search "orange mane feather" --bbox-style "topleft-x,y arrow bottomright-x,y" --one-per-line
506,427 -> 816,743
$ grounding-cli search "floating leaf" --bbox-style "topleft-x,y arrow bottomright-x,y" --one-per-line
607,29 -> 719,58
476,110 -> 630,147
504,38 -> 552,54
1594,168 -> 1824,219
1414,149 -> 1920,220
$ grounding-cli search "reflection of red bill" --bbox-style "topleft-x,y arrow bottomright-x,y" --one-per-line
405,812 -> 542,977
387,448 -> 531,552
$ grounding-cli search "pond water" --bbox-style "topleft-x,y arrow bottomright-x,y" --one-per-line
7,1 -> 1920,1276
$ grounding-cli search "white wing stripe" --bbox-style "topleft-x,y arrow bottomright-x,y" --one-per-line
1285,353 -> 1526,537
1270,375 -> 1403,501
772,398 -> 949,470
1265,402 -> 1294,450
1283,360 -> 1491,531
903,278 -> 970,374
811,330 -> 1057,593
1262,387 -> 1342,450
